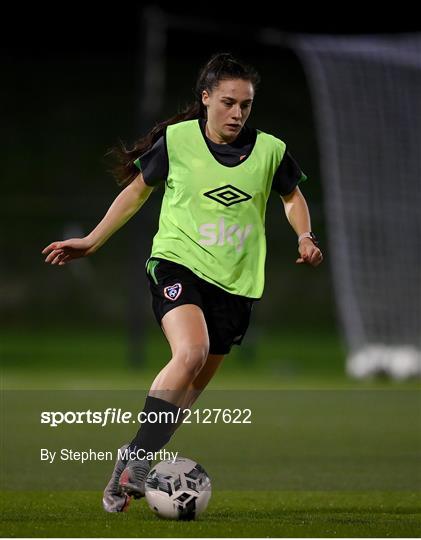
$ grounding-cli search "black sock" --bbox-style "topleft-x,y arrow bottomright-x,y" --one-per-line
127,396 -> 181,458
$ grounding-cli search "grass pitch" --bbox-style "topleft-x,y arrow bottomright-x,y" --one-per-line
1,327 -> 420,537
1,491 -> 420,537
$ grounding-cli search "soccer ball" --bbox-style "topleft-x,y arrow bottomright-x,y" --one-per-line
145,457 -> 211,520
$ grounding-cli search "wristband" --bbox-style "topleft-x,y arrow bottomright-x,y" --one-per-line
298,232 -> 318,245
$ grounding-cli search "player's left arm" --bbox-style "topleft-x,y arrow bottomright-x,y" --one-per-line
281,186 -> 323,267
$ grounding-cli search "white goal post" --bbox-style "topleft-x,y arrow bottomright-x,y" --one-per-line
292,34 -> 421,378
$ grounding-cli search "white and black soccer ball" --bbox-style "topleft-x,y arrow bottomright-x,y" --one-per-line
145,457 -> 211,520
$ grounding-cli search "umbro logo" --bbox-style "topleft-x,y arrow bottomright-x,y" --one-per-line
203,184 -> 252,207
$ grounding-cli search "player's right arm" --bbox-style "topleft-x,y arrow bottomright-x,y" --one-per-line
42,173 -> 153,265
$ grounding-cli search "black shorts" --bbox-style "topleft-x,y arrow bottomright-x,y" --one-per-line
145,257 -> 255,355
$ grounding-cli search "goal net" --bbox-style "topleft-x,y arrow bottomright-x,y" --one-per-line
292,33 -> 421,378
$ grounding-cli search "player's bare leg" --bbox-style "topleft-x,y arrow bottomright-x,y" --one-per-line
173,353 -> 225,426
118,304 -> 213,500
149,303 -> 211,404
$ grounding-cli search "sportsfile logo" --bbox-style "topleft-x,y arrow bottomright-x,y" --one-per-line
203,184 -> 251,207
198,218 -> 253,252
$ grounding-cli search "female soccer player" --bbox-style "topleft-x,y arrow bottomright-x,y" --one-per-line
42,53 -> 323,512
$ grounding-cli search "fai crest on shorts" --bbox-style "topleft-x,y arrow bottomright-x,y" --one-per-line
163,283 -> 182,301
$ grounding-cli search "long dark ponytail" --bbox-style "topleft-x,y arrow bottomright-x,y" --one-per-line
109,52 -> 260,187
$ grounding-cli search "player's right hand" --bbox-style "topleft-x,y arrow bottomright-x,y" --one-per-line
42,237 -> 95,266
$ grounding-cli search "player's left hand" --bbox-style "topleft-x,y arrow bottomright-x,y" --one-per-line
296,238 -> 323,267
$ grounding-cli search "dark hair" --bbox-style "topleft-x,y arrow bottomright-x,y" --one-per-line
109,52 -> 260,187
